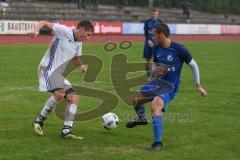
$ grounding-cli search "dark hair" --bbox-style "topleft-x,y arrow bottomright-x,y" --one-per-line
77,20 -> 94,32
151,8 -> 158,12
153,23 -> 170,37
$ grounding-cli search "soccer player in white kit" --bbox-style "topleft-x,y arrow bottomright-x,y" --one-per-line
29,20 -> 94,139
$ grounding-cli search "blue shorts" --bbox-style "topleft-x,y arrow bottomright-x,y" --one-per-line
140,79 -> 177,112
143,42 -> 153,60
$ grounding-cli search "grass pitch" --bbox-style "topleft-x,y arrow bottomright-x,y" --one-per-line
0,41 -> 239,160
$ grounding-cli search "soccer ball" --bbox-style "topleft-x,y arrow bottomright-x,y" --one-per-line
102,112 -> 119,130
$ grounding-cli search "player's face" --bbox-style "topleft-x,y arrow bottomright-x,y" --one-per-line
151,11 -> 159,20
153,33 -> 160,44
76,28 -> 93,41
153,32 -> 164,45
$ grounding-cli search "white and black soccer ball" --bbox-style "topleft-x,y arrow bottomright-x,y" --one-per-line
102,112 -> 119,130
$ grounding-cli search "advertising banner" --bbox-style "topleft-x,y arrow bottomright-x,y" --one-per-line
0,20 -> 37,34
122,23 -> 177,35
168,24 -> 177,34
176,24 -> 221,34
123,23 -> 144,34
1,20 -> 239,35
93,22 -> 122,34
221,25 -> 240,34
57,21 -> 123,34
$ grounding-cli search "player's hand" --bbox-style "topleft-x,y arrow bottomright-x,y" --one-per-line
154,65 -> 165,76
196,84 -> 207,97
28,31 -> 39,38
80,64 -> 88,73
147,40 -> 154,48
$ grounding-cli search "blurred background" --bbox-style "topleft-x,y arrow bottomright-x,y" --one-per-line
0,0 -> 240,24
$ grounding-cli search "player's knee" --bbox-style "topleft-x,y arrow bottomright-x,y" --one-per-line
67,94 -> 80,104
151,97 -> 164,115
53,90 -> 65,101
133,96 -> 143,107
133,97 -> 139,107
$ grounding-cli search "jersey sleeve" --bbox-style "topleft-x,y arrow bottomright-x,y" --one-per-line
178,44 -> 192,64
144,20 -> 149,40
52,23 -> 70,38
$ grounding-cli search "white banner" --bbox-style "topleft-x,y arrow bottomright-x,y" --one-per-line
0,20 -> 239,35
0,20 -> 38,34
176,24 -> 221,34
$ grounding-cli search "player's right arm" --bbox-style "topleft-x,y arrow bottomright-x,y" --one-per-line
29,21 -> 54,38
72,56 -> 88,73
144,20 -> 148,41
151,49 -> 165,76
144,20 -> 154,48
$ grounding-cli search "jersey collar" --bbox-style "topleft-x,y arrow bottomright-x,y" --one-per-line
72,30 -> 78,42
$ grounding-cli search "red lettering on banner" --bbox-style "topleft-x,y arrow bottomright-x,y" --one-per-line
55,21 -> 123,35
93,22 -> 122,34
221,25 -> 240,34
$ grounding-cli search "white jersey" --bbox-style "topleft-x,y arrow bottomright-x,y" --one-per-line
38,23 -> 82,92
39,23 -> 82,73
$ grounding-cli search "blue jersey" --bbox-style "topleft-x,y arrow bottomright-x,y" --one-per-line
144,18 -> 163,41
153,41 -> 192,92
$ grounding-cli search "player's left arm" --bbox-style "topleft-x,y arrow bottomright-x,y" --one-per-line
180,45 -> 207,97
72,56 -> 87,73
188,59 -> 207,97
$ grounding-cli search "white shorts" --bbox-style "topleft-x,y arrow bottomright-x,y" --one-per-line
38,67 -> 73,92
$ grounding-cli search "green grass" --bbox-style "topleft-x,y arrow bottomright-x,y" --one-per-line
0,41 -> 239,160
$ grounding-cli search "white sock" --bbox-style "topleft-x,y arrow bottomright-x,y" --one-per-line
36,96 -> 57,122
63,103 -> 78,132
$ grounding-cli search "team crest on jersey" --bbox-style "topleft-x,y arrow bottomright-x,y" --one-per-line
167,55 -> 173,61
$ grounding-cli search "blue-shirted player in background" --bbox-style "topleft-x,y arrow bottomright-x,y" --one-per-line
126,24 -> 208,150
143,8 -> 163,78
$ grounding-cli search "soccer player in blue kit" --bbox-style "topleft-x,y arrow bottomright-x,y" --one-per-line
143,8 -> 163,78
126,24 -> 208,150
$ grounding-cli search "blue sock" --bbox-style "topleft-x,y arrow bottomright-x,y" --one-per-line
134,104 -> 147,121
152,115 -> 164,142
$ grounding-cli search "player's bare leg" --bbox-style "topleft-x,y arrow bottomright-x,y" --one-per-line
145,59 -> 152,79
148,96 -> 165,151
126,92 -> 151,128
32,89 -> 64,136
